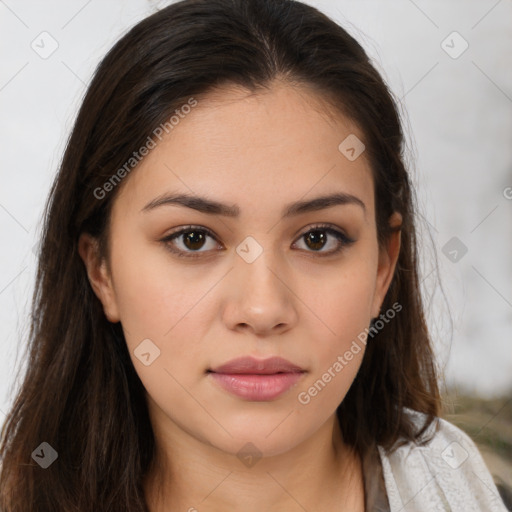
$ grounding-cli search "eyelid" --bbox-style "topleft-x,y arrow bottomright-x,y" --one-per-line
160,223 -> 355,258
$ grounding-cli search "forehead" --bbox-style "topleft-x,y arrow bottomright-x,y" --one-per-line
113,81 -> 375,219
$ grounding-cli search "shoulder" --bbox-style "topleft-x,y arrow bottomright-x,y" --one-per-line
377,408 -> 508,512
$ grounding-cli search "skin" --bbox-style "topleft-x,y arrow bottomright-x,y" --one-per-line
79,80 -> 401,512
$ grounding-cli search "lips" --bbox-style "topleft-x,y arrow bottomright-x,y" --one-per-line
208,356 -> 305,375
207,356 -> 306,401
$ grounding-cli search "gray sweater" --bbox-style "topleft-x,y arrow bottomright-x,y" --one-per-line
362,409 -> 508,511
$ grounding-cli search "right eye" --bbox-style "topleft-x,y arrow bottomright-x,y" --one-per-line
160,225 -> 223,258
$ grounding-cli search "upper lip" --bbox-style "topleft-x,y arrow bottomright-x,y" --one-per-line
209,356 -> 305,375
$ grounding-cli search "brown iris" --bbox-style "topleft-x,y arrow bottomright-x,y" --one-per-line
304,230 -> 326,251
183,231 -> 206,250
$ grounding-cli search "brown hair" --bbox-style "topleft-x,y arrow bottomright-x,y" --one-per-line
0,0 -> 440,509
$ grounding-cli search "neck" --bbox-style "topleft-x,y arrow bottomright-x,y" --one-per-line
144,412 -> 364,512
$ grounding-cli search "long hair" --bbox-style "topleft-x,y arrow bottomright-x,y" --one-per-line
0,0 -> 440,509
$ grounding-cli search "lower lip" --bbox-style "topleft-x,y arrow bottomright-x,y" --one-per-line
208,372 -> 305,401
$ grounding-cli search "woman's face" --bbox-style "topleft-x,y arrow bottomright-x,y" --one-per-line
80,82 -> 400,458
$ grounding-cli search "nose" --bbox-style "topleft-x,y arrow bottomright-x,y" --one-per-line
221,247 -> 299,337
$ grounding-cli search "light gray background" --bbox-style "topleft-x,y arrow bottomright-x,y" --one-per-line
1,0 -> 511,423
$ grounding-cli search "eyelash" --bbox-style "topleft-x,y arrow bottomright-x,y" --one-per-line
160,223 -> 355,259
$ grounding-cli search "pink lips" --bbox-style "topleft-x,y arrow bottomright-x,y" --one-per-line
207,356 -> 305,401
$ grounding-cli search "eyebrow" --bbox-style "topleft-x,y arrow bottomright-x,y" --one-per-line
141,191 -> 366,218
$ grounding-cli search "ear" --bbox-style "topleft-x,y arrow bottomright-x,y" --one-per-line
78,232 -> 120,323
371,212 -> 402,318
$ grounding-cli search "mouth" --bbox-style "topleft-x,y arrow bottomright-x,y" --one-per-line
206,356 -> 306,401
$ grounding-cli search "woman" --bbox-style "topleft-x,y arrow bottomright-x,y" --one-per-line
0,0 -> 507,510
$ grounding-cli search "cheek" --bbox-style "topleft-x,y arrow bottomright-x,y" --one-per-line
109,239 -> 215,422
109,232 -> 214,361
307,252 -> 378,348
319,275 -> 374,334
296,251 -> 377,408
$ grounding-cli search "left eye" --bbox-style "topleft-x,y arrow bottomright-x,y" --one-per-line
161,224 -> 354,258
292,226 -> 354,254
